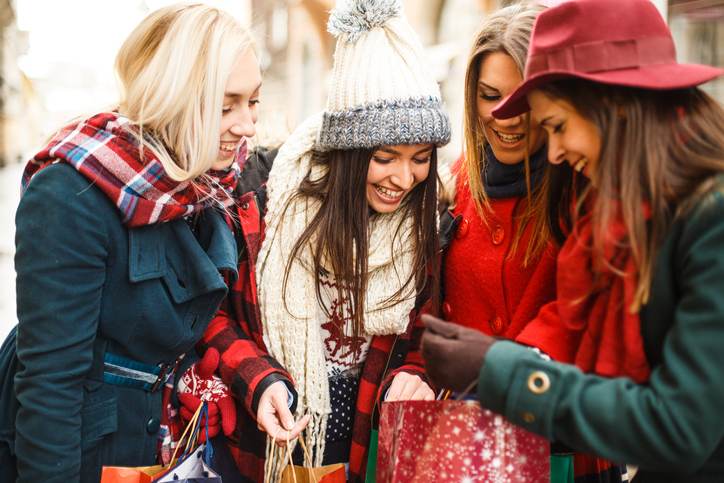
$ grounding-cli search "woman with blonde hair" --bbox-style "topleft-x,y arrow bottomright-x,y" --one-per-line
423,1 -> 724,481
0,4 -> 262,481
440,3 -> 620,481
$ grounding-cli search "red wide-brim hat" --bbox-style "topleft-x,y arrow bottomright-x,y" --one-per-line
493,0 -> 724,119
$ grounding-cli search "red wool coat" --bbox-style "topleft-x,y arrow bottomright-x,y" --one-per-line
442,165 -> 558,338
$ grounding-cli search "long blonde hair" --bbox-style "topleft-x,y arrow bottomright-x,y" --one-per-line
115,3 -> 254,182
462,2 -> 548,264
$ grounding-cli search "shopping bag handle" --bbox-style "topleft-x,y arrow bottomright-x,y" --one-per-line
166,401 -> 205,468
266,427 -> 319,483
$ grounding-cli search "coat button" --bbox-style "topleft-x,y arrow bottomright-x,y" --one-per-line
455,218 -> 469,239
489,316 -> 503,334
491,225 -> 504,245
442,302 -> 453,319
146,417 -> 161,435
522,412 -> 536,423
241,201 -> 249,210
527,371 -> 551,394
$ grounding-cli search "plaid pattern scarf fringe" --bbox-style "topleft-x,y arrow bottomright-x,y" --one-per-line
23,112 -> 244,227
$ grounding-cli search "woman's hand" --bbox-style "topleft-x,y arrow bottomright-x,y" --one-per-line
385,372 -> 435,401
256,381 -> 310,447
421,314 -> 497,392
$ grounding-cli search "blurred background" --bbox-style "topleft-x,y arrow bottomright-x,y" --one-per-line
0,0 -> 722,339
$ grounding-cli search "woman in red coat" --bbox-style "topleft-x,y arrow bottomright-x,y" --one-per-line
441,3 -> 621,481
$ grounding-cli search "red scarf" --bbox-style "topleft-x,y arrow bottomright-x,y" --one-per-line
522,203 -> 652,383
23,112 -> 245,227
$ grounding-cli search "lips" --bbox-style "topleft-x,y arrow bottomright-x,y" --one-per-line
572,158 -> 589,173
492,128 -> 525,145
374,184 -> 404,203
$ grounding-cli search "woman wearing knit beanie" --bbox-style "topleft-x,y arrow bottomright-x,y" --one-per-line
439,3 -> 622,482
195,1 -> 450,481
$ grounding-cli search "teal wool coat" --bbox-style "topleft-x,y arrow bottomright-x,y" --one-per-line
5,164 -> 236,482
477,185 -> 724,483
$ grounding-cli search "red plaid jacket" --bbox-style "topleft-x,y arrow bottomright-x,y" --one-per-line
198,157 -> 430,482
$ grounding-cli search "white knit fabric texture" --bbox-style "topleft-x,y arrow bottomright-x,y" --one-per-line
257,113 -> 416,478
325,14 -> 442,113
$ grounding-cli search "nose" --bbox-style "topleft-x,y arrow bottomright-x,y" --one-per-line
547,137 -> 565,166
494,114 -> 523,129
390,161 -> 415,190
229,107 -> 256,138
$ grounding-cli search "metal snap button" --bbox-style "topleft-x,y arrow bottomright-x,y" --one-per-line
527,371 -> 550,394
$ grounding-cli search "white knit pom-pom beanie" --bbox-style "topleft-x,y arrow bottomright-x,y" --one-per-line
317,0 -> 451,150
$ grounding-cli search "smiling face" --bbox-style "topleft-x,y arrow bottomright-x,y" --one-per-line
477,52 -> 545,165
213,48 -> 262,171
528,89 -> 602,180
366,143 -> 433,214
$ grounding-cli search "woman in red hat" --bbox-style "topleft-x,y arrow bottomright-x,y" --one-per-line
439,2 -> 621,481
421,0 -> 724,482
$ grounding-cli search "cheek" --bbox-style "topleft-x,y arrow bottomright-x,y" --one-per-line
476,99 -> 494,127
413,163 -> 431,186
366,162 -> 385,185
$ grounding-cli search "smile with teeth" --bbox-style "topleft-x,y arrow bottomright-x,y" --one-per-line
375,184 -> 404,201
492,129 -> 525,144
572,158 -> 589,173
219,141 -> 239,153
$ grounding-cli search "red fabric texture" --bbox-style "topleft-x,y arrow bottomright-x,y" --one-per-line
443,161 -> 558,338
519,205 -> 652,383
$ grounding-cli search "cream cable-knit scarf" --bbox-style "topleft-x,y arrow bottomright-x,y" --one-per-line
257,113 -> 416,480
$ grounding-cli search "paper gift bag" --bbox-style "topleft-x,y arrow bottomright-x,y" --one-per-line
378,400 -> 549,483
100,465 -> 167,483
154,444 -> 221,482
102,401 -> 217,483
279,463 -> 346,483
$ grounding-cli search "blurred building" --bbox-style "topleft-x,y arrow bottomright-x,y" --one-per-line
669,0 -> 724,101
0,0 -> 42,167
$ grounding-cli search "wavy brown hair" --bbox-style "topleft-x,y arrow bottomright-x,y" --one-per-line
462,2 -> 549,265
541,79 -> 724,310
281,148 -> 440,340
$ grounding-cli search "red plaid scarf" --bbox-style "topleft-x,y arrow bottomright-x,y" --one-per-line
23,112 -> 245,227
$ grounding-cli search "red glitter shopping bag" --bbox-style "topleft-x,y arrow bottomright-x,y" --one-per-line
377,400 -> 549,483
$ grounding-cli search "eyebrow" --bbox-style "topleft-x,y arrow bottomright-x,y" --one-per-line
224,82 -> 262,98
378,146 -> 434,156
478,81 -> 500,92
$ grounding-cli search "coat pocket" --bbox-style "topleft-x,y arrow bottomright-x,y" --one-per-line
81,383 -> 118,449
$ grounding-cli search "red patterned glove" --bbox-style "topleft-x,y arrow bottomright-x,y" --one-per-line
177,348 -> 236,441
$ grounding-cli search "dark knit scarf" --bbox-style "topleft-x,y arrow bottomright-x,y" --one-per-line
482,144 -> 547,199
23,112 -> 245,227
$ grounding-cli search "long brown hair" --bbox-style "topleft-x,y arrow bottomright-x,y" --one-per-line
462,2 -> 549,265
282,148 -> 440,339
541,79 -> 724,310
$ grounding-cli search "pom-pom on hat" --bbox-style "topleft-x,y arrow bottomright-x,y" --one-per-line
317,0 -> 451,151
493,0 -> 724,119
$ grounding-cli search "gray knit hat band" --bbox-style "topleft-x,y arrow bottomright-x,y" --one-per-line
317,96 -> 451,151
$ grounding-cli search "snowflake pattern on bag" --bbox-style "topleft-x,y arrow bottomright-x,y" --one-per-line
378,400 -> 549,483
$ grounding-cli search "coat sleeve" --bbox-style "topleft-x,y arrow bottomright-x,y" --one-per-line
477,193 -> 724,473
14,165 -> 110,482
197,278 -> 295,418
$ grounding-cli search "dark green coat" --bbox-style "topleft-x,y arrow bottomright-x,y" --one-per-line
5,164 -> 236,482
478,187 -> 724,482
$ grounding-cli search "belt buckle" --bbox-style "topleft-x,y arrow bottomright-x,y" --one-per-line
150,363 -> 169,393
